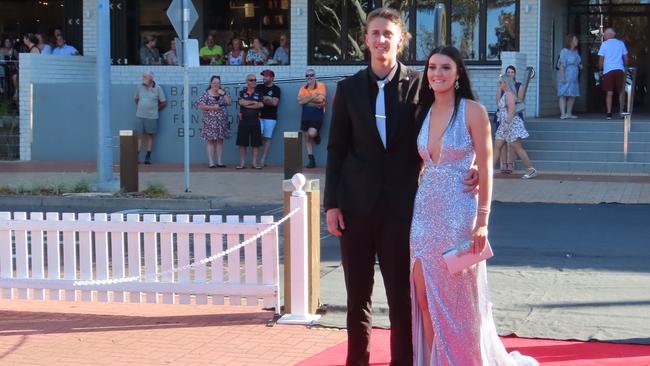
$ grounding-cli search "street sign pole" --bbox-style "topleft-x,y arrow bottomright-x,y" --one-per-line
167,0 -> 198,192
96,0 -> 117,191
182,0 -> 191,192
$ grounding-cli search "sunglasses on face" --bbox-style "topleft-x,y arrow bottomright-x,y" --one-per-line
305,74 -> 315,78
247,79 -> 256,82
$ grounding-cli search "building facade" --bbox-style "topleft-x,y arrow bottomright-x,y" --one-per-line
2,0 -> 648,162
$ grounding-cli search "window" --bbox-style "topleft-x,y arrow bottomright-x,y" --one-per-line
486,0 -> 517,61
312,0 -> 344,62
111,0 -> 291,66
450,0 -> 480,60
309,0 -> 519,64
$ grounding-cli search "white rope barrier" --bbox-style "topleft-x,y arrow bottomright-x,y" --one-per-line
73,208 -> 300,287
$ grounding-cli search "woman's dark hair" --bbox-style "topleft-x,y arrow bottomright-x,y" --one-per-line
505,65 -> 517,74
207,75 -> 221,90
1,37 -> 13,48
418,46 -> 475,111
24,33 -> 39,46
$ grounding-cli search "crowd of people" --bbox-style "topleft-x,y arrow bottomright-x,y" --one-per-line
139,33 -> 290,66
0,29 -> 79,101
132,67 -> 326,168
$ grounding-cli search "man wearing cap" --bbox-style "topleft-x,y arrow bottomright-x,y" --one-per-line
134,71 -> 167,164
256,69 -> 281,167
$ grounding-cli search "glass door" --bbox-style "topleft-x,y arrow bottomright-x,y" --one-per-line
568,1 -> 650,113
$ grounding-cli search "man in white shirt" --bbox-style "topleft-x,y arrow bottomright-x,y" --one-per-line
597,28 -> 628,119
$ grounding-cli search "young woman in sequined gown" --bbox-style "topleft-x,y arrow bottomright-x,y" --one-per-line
409,46 -> 538,366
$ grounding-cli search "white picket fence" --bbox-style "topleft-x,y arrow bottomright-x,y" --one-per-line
0,212 -> 280,312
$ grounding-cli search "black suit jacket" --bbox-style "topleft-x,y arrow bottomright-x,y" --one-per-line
324,64 -> 423,220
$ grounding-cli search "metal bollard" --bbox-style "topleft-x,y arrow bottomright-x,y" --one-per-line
119,130 -> 139,192
284,131 -> 303,180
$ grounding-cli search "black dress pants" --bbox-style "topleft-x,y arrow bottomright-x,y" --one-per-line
339,204 -> 413,366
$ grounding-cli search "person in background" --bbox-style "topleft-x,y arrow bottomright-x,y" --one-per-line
0,37 -> 17,96
557,34 -> 582,119
236,73 -> 264,169
52,34 -> 79,56
134,71 -> 167,164
226,37 -> 246,65
23,34 -> 40,54
271,34 -> 289,65
1,37 -> 18,100
35,34 -> 48,53
494,74 -> 537,179
245,38 -> 269,65
598,27 -> 628,119
495,65 -> 523,174
139,35 -> 160,64
256,69 -> 281,167
298,68 -> 326,168
199,35 -> 224,65
163,38 -> 179,66
195,75 -> 232,168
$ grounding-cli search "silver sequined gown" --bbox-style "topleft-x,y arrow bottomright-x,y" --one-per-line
410,100 -> 538,366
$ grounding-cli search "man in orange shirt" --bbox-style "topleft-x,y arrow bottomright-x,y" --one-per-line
297,69 -> 327,168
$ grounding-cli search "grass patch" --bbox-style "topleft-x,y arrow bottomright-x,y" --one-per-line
0,185 -> 17,195
71,180 -> 91,193
0,179 -> 94,196
142,183 -> 169,198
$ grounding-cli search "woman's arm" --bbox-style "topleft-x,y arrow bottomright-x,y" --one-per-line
466,101 -> 493,252
495,83 -> 502,106
505,92 -> 516,124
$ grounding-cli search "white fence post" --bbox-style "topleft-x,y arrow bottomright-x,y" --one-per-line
278,173 -> 321,325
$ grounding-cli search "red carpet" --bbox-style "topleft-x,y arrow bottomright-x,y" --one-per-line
297,329 -> 650,366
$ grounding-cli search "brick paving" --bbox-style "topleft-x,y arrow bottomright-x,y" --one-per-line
0,299 -> 347,366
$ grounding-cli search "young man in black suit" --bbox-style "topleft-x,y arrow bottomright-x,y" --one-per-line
324,8 -> 477,366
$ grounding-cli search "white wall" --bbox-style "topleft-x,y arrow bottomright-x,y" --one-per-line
18,54 -> 97,160
83,0 -> 97,56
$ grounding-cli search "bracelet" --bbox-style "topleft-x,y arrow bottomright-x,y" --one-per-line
477,205 -> 490,215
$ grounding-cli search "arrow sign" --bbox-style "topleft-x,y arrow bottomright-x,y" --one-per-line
167,0 -> 199,40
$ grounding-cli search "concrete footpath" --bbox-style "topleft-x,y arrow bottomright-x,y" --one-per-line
1,161 -> 650,209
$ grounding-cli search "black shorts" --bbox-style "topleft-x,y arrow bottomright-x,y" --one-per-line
300,119 -> 323,132
236,122 -> 262,147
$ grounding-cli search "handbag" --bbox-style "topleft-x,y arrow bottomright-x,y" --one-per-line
443,239 -> 494,274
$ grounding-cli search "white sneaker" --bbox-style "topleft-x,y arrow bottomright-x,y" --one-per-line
522,168 -> 538,179
560,114 -> 568,120
567,114 -> 578,119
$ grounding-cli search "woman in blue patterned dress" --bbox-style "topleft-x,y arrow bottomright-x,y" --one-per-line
557,34 -> 582,119
195,75 -> 232,168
